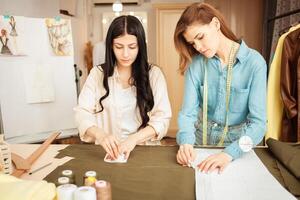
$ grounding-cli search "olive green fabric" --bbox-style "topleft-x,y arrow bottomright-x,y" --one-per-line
44,145 -> 195,200
265,138 -> 300,199
254,148 -> 286,185
44,145 -> 299,200
266,138 -> 300,178
277,160 -> 300,199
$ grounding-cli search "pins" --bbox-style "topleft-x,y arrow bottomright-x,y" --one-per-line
3,15 -> 10,20
55,16 -> 61,22
187,160 -> 196,169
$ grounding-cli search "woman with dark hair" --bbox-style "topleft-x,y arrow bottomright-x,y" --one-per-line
174,3 -> 266,173
75,15 -> 171,160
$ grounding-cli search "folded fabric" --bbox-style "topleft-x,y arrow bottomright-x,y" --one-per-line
266,138 -> 300,179
276,160 -> 300,197
0,174 -> 56,200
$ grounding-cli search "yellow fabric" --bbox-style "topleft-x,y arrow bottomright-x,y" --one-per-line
0,174 -> 56,200
266,24 -> 300,140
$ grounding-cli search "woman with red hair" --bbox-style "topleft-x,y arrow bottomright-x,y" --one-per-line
174,3 -> 267,173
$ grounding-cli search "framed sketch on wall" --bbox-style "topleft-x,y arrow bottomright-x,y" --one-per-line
101,12 -> 148,41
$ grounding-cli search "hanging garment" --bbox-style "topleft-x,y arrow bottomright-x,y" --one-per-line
266,24 -> 300,140
280,26 -> 300,142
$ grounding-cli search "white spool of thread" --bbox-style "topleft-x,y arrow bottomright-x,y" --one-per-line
74,186 -> 97,200
57,184 -> 77,200
58,177 -> 70,185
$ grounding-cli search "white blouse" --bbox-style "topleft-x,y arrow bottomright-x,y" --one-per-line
116,86 -> 138,141
74,65 -> 172,144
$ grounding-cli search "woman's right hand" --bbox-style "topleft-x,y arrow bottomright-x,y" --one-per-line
97,134 -> 120,160
176,144 -> 195,166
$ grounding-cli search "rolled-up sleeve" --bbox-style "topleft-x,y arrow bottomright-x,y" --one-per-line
74,68 -> 99,142
148,67 -> 172,140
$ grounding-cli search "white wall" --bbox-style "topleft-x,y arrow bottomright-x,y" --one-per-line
1,0 -> 60,17
66,0 -> 89,88
90,0 -> 199,64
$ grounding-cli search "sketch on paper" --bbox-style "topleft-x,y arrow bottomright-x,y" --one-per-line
0,15 -> 25,56
0,29 -> 12,55
9,16 -> 18,37
45,18 -> 73,56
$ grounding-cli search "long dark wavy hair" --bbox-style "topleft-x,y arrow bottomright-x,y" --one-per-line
98,15 -> 154,130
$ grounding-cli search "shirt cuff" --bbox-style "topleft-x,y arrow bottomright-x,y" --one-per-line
78,120 -> 97,143
223,141 -> 243,160
176,133 -> 195,145
147,121 -> 168,141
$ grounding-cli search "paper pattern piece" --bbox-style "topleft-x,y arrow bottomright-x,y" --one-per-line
104,153 -> 127,163
45,18 -> 73,56
23,64 -> 55,104
0,15 -> 26,56
194,149 -> 296,200
10,144 -> 73,180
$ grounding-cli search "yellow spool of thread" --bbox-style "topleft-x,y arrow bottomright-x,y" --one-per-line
84,171 -> 97,186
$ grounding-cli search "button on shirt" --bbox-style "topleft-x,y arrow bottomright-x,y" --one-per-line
177,41 -> 267,159
74,65 -> 172,144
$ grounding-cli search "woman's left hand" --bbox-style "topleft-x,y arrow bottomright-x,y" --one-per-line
197,152 -> 233,174
118,135 -> 138,159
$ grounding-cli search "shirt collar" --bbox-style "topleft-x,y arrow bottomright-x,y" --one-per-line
211,40 -> 249,65
235,40 -> 250,64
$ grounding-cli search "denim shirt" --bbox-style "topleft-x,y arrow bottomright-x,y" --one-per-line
176,41 -> 267,159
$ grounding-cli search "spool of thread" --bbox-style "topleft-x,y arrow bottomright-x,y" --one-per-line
61,169 -> 75,184
57,177 -> 70,186
83,170 -> 97,186
57,184 -> 77,200
95,180 -> 112,200
73,186 -> 97,200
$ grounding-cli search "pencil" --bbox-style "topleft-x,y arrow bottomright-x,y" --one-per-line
29,162 -> 52,175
